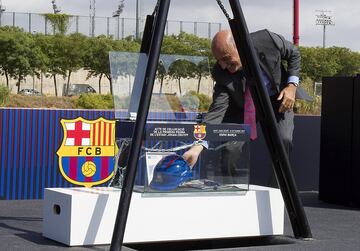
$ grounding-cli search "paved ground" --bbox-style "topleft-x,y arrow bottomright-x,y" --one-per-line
1,191 -> 360,251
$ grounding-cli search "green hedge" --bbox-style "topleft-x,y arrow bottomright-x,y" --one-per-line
181,91 -> 212,112
0,85 -> 10,106
75,93 -> 114,109
294,77 -> 321,115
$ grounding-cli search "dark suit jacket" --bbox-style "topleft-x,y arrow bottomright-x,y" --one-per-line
204,29 -> 304,124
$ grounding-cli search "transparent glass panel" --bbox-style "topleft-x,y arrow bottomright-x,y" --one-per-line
109,52 -> 250,196
110,122 -> 250,195
151,54 -> 211,114
140,122 -> 250,194
109,52 -> 212,119
109,51 -> 147,119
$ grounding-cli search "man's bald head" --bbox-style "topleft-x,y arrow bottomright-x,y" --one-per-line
211,30 -> 242,73
211,30 -> 235,54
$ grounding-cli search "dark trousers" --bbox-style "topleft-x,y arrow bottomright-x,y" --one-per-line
220,141 -> 250,184
219,95 -> 294,187
267,95 -> 295,187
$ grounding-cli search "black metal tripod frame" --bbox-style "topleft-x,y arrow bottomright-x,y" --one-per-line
110,1 -> 312,250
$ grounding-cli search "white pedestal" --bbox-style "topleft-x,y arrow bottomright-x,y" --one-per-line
43,185 -> 284,246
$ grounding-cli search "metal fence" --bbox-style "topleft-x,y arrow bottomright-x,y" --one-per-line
0,11 -> 222,39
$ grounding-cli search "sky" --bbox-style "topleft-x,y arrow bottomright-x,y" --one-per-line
1,0 -> 360,52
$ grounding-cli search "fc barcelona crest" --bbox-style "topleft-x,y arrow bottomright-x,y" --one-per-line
193,124 -> 206,140
57,117 -> 118,187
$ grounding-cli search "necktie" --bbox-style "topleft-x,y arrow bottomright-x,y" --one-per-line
244,86 -> 257,140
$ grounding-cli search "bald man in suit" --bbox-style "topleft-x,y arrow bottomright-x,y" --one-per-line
183,29 -> 306,186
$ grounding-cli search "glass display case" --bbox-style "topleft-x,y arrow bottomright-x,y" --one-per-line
109,52 -> 250,195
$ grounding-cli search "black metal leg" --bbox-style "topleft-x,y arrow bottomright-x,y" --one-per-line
128,15 -> 155,115
228,0 -> 312,239
109,1 -> 171,250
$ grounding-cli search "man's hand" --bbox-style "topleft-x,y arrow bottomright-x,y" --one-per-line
182,144 -> 204,168
277,84 -> 297,113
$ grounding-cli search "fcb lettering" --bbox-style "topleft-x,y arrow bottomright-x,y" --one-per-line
77,147 -> 102,156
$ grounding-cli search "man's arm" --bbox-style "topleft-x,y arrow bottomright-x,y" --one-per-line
269,31 -> 301,78
183,78 -> 231,167
203,83 -> 230,124
269,31 -> 300,112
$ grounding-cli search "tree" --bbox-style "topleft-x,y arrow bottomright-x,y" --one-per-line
62,33 -> 87,96
194,59 -> 210,94
0,28 -> 13,87
174,33 -> 212,93
300,46 -> 360,82
300,46 -> 340,81
45,35 -> 68,96
32,33 -> 51,94
168,59 -> 196,95
84,35 -> 117,94
106,39 -> 140,95
327,47 -> 360,77
0,28 -> 42,92
156,61 -> 167,94
161,32 -> 212,94
0,26 -> 27,87
44,13 -> 71,35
